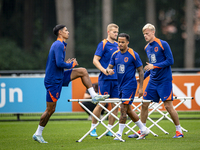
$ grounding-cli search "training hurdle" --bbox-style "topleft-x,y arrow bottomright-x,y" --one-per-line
124,96 -> 193,136
68,98 -> 151,142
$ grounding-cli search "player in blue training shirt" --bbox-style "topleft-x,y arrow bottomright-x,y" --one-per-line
128,23 -> 184,139
90,23 -> 119,137
32,25 -> 109,143
107,33 -> 149,140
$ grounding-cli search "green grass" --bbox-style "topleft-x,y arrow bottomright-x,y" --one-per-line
0,112 -> 200,150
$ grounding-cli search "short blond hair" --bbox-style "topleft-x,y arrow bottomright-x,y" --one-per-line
107,23 -> 119,31
142,23 -> 156,32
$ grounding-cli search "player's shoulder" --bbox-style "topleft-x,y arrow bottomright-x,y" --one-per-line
127,48 -> 139,60
144,43 -> 149,50
154,37 -> 169,49
112,49 -> 120,56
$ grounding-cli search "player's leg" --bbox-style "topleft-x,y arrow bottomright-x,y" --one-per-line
90,80 -> 111,136
33,88 -> 59,143
128,81 -> 159,138
113,103 -> 128,140
90,103 -> 106,136
107,80 -> 119,136
159,81 -> 183,138
69,68 -> 109,102
127,103 -> 149,140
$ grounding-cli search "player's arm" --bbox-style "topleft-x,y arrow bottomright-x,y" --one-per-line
136,65 -> 144,98
144,42 -> 174,71
106,64 -> 114,75
55,45 -> 77,69
93,55 -> 109,75
151,42 -> 174,69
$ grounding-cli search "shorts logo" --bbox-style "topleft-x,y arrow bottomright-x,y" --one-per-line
117,64 -> 125,74
124,57 -> 128,62
154,47 -> 158,52
104,92 -> 108,95
143,91 -> 147,97
56,92 -> 59,98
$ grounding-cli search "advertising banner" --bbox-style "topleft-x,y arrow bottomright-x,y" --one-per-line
0,77 -> 72,113
72,74 -> 200,112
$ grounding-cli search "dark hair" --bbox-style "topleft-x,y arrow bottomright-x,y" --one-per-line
118,33 -> 130,41
53,24 -> 66,36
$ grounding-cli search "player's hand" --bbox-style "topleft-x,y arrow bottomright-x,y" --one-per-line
144,62 -> 154,71
72,58 -> 79,66
106,69 -> 115,75
66,58 -> 74,63
138,87 -> 143,98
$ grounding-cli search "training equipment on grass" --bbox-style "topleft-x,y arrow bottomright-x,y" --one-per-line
68,96 -> 192,142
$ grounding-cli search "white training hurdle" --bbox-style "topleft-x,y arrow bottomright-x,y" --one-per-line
68,96 -> 193,142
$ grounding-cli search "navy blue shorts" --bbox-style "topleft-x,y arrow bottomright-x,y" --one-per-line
46,69 -> 72,102
98,80 -> 118,98
143,80 -> 173,103
119,88 -> 136,105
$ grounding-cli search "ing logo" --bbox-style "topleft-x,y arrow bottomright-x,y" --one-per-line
154,47 -> 158,52
124,57 -> 128,62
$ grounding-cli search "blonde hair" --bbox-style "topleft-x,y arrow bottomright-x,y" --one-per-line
107,23 -> 119,31
142,23 -> 156,32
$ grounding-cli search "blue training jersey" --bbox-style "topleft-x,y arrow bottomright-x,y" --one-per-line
44,38 -> 76,88
109,48 -> 143,90
94,39 -> 118,81
144,37 -> 174,83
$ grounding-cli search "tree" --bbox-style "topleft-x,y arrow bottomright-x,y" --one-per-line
55,0 -> 74,59
23,0 -> 34,53
146,0 -> 156,27
102,0 -> 113,39
184,0 -> 195,68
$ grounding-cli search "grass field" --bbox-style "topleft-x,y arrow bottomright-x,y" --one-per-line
0,112 -> 200,150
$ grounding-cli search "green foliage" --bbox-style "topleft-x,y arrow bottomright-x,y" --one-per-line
0,38 -> 49,70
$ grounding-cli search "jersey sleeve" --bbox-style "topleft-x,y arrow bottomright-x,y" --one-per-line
144,70 -> 150,80
153,41 -> 174,69
55,44 -> 74,69
134,52 -> 143,68
94,42 -> 104,57
109,52 -> 116,66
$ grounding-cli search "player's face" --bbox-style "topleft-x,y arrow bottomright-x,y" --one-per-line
143,28 -> 155,43
60,27 -> 69,39
118,37 -> 129,52
108,27 -> 119,40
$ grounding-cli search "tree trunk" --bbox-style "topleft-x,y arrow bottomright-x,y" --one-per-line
55,0 -> 74,59
23,0 -> 34,53
184,0 -> 195,68
146,0 -> 156,27
102,0 -> 112,39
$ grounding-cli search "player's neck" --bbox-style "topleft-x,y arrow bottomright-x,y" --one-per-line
149,36 -> 155,44
57,35 -> 67,42
120,47 -> 129,53
106,37 -> 115,44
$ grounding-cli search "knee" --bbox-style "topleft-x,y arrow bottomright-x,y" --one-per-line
79,67 -> 88,75
164,103 -> 174,113
47,107 -> 56,115
141,102 -> 149,110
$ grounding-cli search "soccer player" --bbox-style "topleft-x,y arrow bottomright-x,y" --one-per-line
90,23 -> 119,137
32,24 -> 109,143
107,33 -> 149,140
128,23 -> 183,139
